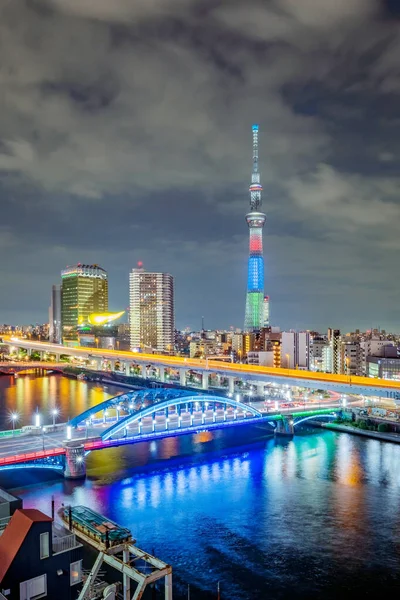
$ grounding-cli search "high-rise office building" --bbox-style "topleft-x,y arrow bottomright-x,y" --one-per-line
244,125 -> 266,331
61,264 -> 108,342
129,264 -> 174,353
49,284 -> 61,344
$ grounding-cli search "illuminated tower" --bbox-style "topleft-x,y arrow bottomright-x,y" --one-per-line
244,124 -> 266,331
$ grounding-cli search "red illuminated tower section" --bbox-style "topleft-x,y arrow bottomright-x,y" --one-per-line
244,125 -> 266,331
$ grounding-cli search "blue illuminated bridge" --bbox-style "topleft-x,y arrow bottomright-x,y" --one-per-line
0,388 -> 339,478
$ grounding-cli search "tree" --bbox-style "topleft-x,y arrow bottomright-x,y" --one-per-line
378,423 -> 389,433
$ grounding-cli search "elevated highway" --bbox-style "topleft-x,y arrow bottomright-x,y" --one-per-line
4,337 -> 400,401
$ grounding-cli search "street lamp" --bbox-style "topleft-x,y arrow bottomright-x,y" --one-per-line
51,408 -> 59,428
10,412 -> 19,436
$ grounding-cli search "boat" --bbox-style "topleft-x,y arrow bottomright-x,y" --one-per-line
59,505 -> 133,550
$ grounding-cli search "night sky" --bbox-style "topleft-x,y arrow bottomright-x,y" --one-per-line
1,0 -> 400,332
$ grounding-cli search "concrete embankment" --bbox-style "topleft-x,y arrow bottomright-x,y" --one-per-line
309,420 -> 400,444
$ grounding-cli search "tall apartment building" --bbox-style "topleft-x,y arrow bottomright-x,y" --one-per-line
49,284 -> 61,344
129,264 -> 174,353
281,331 -> 310,369
327,328 -> 341,373
61,264 -> 108,343
310,336 -> 328,371
341,341 -> 362,375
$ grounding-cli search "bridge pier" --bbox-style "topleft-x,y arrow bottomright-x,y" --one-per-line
202,373 -> 209,390
228,376 -> 235,395
159,366 -> 165,383
125,362 -> 130,376
179,369 -> 186,386
257,383 -> 264,397
274,415 -> 294,439
109,359 -> 116,372
141,364 -> 147,379
64,442 -> 86,479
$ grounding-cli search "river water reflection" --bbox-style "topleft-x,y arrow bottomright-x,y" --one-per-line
2,374 -> 400,599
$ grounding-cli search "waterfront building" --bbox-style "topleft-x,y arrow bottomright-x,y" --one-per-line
48,284 -> 61,344
244,124 -> 266,331
61,264 -> 108,343
129,263 -> 174,353
77,311 -> 125,349
0,508 -> 83,599
117,322 -> 131,351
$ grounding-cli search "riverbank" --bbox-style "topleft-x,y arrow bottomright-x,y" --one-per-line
309,420 -> 400,444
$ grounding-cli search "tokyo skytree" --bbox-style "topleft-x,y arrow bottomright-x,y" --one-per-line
244,124 -> 266,331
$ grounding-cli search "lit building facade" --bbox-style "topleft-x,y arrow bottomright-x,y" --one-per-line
281,331 -> 310,369
244,124 -> 266,331
310,336 -> 328,371
341,341 -> 362,375
129,264 -> 174,353
49,284 -> 61,344
263,295 -> 270,327
61,264 -> 108,343
367,356 -> 400,380
327,328 -> 341,374
77,312 -> 125,349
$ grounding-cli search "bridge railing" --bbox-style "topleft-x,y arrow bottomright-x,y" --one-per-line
0,447 -> 65,466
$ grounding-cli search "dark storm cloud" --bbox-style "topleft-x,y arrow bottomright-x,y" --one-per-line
0,0 -> 400,330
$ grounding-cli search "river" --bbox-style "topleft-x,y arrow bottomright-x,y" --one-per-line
1,373 -> 400,599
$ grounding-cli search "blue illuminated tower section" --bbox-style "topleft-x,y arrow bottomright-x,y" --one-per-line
244,124 -> 266,331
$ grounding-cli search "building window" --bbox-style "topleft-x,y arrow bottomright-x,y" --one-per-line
20,574 -> 47,599
70,560 -> 82,586
40,533 -> 49,559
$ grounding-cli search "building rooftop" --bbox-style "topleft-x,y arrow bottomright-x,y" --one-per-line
0,509 -> 52,582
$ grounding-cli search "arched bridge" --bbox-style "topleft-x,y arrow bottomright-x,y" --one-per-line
0,362 -> 66,374
69,388 -> 263,439
0,387 -> 339,478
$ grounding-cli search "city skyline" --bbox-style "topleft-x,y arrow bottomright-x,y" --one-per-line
1,1 -> 400,332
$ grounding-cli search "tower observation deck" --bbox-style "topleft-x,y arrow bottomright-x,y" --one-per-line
244,125 -> 266,331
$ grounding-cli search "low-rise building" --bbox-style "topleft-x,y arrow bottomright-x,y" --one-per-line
367,355 -> 400,380
0,509 -> 83,600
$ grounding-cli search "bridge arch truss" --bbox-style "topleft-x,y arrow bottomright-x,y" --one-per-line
101,394 -> 262,441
